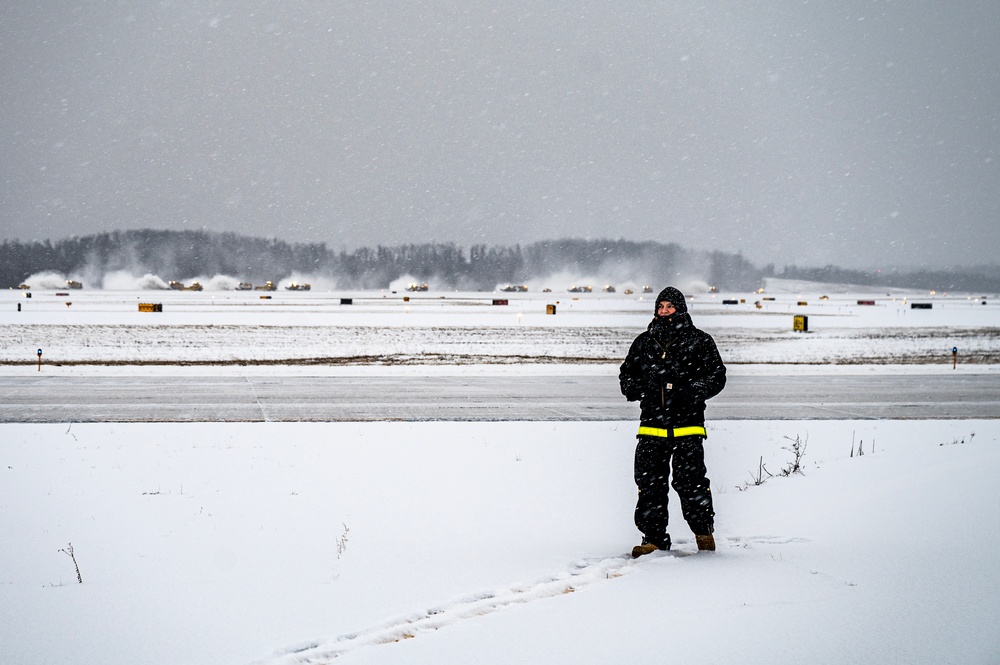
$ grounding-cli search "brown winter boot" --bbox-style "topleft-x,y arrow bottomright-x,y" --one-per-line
631,543 -> 661,558
696,534 -> 716,552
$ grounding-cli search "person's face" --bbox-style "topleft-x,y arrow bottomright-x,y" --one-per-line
657,301 -> 676,317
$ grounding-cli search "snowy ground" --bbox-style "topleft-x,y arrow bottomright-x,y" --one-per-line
1,284 -> 999,664
2,421 -> 998,665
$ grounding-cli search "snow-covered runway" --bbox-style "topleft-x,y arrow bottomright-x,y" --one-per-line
2,372 -> 999,422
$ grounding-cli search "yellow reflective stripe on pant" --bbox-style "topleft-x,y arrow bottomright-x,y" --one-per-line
637,425 -> 707,439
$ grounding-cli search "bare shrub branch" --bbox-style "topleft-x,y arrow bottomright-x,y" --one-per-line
59,543 -> 83,584
780,434 -> 808,476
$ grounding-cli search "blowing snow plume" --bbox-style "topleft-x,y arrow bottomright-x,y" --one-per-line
101,271 -> 170,290
21,272 -> 72,290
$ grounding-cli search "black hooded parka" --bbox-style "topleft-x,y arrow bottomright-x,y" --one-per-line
619,287 -> 727,431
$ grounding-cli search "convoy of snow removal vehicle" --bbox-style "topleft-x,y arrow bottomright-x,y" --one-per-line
11,278 -> 657,294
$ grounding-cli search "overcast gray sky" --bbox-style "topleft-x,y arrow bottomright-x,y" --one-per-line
2,1 -> 998,269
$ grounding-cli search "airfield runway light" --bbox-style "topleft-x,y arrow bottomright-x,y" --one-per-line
953,347 -> 958,370
37,349 -> 42,372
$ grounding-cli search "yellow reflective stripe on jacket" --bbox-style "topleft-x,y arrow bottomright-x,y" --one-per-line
638,425 -> 707,439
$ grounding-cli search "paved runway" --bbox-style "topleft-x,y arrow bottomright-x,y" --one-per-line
0,374 -> 996,422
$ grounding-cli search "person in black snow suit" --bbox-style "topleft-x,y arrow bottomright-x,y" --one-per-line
619,286 -> 727,557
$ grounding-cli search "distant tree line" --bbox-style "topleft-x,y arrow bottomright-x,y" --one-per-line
0,229 -> 766,290
1,229 -> 997,292
0,230 -> 329,286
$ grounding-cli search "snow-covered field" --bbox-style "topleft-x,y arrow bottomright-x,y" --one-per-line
1,282 -> 999,664
3,282 -> 998,366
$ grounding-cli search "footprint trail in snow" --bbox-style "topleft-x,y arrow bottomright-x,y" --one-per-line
254,535 -> 800,664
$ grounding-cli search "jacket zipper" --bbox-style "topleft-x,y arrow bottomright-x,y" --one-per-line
652,338 -> 668,409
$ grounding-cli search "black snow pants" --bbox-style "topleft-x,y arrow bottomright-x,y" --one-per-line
634,434 -> 714,548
